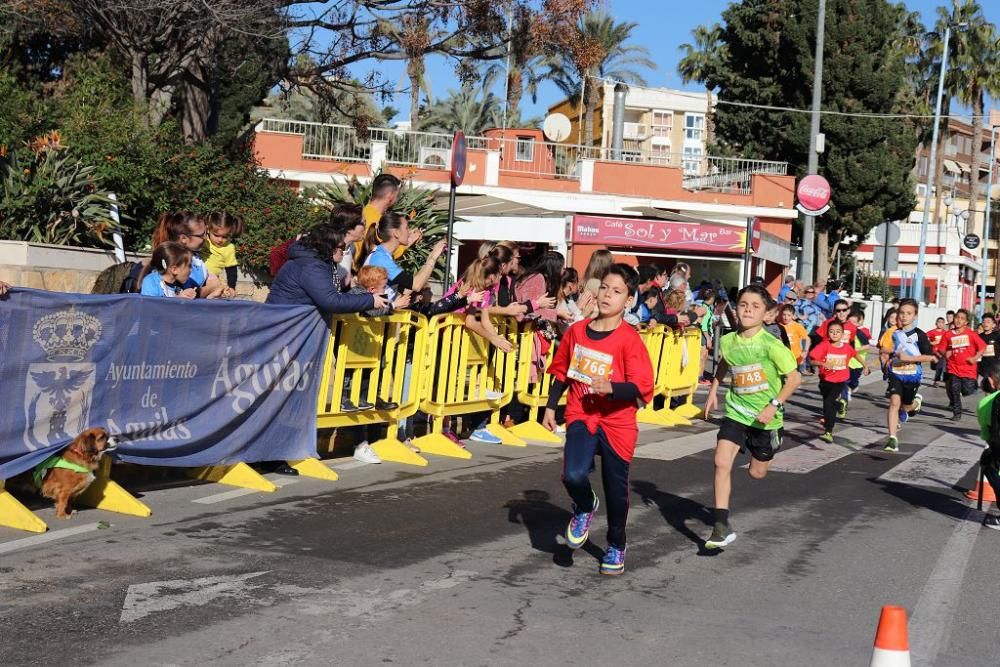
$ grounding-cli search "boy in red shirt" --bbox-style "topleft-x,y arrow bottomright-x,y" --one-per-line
927,317 -> 948,388
936,308 -> 986,421
809,321 -> 868,442
544,264 -> 655,575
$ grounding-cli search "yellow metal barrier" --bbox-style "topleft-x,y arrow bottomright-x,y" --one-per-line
636,326 -> 704,426
316,311 -> 430,466
414,314 -> 522,457
665,328 -> 704,420
508,325 -> 565,445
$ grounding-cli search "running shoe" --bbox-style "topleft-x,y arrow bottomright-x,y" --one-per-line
469,428 -> 502,445
908,394 -> 923,417
983,514 -> 1000,531
443,429 -> 464,446
951,412 -> 963,422
356,398 -> 375,411
883,436 -> 900,453
898,408 -> 909,425
837,400 -> 848,419
565,492 -> 599,549
846,387 -> 853,402
705,522 -> 736,549
819,431 -> 834,444
600,545 -> 626,575
341,398 -> 360,413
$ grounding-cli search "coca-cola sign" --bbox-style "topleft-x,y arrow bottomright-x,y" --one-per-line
796,174 -> 832,215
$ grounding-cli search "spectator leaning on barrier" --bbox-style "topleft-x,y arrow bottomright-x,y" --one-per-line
578,249 -> 613,319
355,174 -> 413,270
138,242 -> 196,298
360,212 -> 446,297
266,223 -> 385,315
350,265 -> 412,316
332,204 -> 366,289
145,212 -> 231,299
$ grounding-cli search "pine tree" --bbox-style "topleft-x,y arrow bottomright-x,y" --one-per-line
683,0 -> 919,279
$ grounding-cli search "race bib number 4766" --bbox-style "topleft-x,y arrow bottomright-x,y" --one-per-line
567,345 -> 613,386
730,363 -> 769,395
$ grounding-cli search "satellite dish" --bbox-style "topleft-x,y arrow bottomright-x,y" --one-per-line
543,113 -> 572,143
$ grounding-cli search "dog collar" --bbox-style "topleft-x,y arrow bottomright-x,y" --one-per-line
33,455 -> 91,489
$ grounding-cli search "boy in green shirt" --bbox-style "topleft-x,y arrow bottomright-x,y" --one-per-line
704,285 -> 802,549
976,368 -> 1000,529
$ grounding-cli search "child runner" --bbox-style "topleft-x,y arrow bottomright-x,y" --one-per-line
882,299 -> 935,452
779,304 -> 810,371
543,264 -> 654,575
936,308 -> 986,421
809,320 -> 868,443
703,285 -> 802,549
976,367 -> 1000,529
138,242 -> 195,298
977,313 -> 1000,393
841,307 -> 871,414
928,317 -> 948,388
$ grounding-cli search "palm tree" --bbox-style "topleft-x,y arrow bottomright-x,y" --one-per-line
952,9 -> 999,231
678,23 -> 723,146
379,14 -> 436,125
418,70 -> 504,136
547,10 -> 655,147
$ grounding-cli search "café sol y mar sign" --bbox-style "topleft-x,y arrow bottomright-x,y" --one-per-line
796,174 -> 832,216
572,215 -> 749,253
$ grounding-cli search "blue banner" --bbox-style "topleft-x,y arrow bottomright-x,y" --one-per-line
0,289 -> 327,479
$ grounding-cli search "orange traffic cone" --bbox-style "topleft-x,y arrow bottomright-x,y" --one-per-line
870,605 -> 910,667
965,480 -> 997,503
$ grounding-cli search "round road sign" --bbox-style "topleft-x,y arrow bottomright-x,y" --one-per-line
964,233 -> 981,250
451,131 -> 467,187
797,175 -> 832,214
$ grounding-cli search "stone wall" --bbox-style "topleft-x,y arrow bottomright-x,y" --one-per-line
0,241 -> 270,302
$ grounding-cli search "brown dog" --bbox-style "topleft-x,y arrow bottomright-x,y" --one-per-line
33,428 -> 118,519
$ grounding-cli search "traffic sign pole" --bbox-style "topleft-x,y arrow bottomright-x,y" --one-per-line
444,131 -> 467,291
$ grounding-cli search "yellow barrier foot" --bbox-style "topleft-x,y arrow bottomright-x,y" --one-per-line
411,433 -> 473,460
76,473 -> 152,518
370,438 -> 429,466
674,403 -> 703,420
486,423 -> 527,447
0,484 -> 47,533
289,458 -> 340,481
188,463 -> 278,492
655,408 -> 693,427
509,420 -> 564,445
637,410 -> 679,428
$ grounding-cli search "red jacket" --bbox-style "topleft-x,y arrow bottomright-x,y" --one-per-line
809,340 -> 858,383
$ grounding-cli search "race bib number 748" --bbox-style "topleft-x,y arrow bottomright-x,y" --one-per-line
730,363 -> 769,395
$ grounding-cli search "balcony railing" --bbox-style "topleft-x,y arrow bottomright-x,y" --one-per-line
257,119 -> 787,193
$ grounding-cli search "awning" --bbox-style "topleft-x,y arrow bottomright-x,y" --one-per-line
621,205 -> 716,224
944,159 -> 962,175
434,193 -> 554,216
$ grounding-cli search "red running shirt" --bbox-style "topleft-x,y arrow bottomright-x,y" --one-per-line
548,320 -> 655,463
817,317 -> 858,343
936,328 -> 986,379
809,340 -> 858,383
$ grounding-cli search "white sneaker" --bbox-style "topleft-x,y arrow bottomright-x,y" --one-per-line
353,442 -> 382,464
484,390 -> 503,401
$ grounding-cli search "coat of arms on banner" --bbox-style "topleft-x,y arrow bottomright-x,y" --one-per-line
23,309 -> 102,450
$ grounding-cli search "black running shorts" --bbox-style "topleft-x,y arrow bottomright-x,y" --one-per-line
718,417 -> 782,462
887,376 -> 919,405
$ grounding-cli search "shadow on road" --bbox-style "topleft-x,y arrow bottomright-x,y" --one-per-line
505,489 -> 603,567
871,478 -> 981,522
631,480 -> 720,556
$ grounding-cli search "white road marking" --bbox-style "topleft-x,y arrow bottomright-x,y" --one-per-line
633,430 -> 718,461
910,502 -> 982,666
191,477 -> 298,505
331,460 -> 367,471
120,571 -> 270,623
769,426 -> 884,474
0,522 -> 104,555
877,433 -> 984,491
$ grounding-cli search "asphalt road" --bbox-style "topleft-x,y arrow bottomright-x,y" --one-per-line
1,376 -> 997,666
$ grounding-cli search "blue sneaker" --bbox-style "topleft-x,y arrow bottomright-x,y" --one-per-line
469,428 -> 502,445
566,493 -> 599,549
600,545 -> 626,575
898,408 -> 909,425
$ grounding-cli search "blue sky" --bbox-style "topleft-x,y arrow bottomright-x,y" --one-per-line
353,0 -> 1000,123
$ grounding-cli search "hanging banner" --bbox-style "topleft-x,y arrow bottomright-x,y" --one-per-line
572,215 -> 747,253
0,289 -> 327,479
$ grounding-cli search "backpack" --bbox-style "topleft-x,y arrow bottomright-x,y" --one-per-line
92,261 -> 142,294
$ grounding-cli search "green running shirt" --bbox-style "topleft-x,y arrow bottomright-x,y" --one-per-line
720,329 -> 797,430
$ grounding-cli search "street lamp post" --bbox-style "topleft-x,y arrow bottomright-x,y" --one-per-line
799,0 -> 826,286
982,125 -> 998,319
915,23 -> 966,304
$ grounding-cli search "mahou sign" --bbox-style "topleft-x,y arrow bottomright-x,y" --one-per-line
572,215 -> 748,253
796,175 -> 832,215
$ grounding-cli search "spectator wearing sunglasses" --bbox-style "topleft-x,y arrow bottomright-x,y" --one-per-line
815,299 -> 858,345
793,287 -> 823,334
